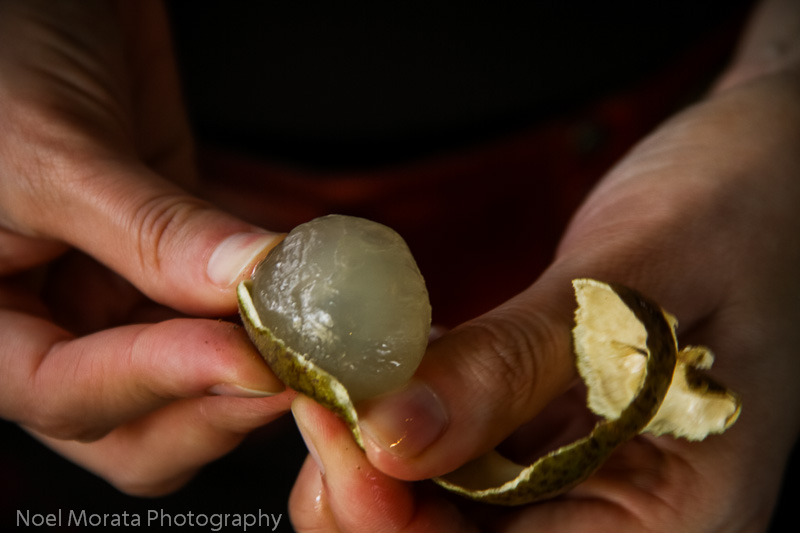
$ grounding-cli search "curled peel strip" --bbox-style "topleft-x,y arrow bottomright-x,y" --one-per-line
428,280 -> 677,505
432,279 -> 741,505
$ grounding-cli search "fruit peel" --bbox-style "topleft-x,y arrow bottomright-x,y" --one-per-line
433,279 -> 741,505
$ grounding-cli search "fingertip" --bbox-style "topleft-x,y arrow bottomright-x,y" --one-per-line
358,379 -> 449,474
291,396 -> 327,477
291,395 -> 419,532
289,456 -> 334,532
155,213 -> 283,315
358,286 -> 578,481
206,231 -> 283,288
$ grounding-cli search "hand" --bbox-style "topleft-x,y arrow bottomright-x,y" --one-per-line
0,0 -> 290,496
288,3 -> 800,531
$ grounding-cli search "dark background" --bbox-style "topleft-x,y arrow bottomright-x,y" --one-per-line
168,0 -> 752,169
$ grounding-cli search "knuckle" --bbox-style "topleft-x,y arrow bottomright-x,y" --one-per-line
129,192 -> 208,276
458,311 -> 565,413
462,317 -> 539,407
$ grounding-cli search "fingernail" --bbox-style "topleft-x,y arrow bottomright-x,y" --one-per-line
207,232 -> 281,287
359,380 -> 448,459
207,383 -> 283,397
292,405 -> 325,476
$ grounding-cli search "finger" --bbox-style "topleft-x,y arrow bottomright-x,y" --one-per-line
289,457 -> 340,533
38,249 -> 185,335
28,391 -> 294,497
289,395 -> 472,533
357,269 -> 579,480
0,312 -> 284,441
0,228 -> 67,275
3,155 -> 282,315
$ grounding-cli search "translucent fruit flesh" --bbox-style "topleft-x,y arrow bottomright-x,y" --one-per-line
250,214 -> 431,402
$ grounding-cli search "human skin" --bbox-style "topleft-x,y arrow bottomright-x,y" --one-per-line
0,0 -> 293,496
288,0 -> 800,531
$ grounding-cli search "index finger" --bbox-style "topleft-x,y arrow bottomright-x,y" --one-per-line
0,311 -> 284,441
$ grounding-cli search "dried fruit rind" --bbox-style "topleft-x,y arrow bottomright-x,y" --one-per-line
432,279 -> 741,505
574,279 -> 741,440
642,345 -> 741,440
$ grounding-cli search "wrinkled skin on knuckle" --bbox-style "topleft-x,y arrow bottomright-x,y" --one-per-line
455,313 -> 556,417
124,193 -> 215,303
129,193 -> 195,271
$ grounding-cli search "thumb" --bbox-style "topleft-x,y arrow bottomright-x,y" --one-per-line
12,154 -> 281,316
357,269 -> 579,481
